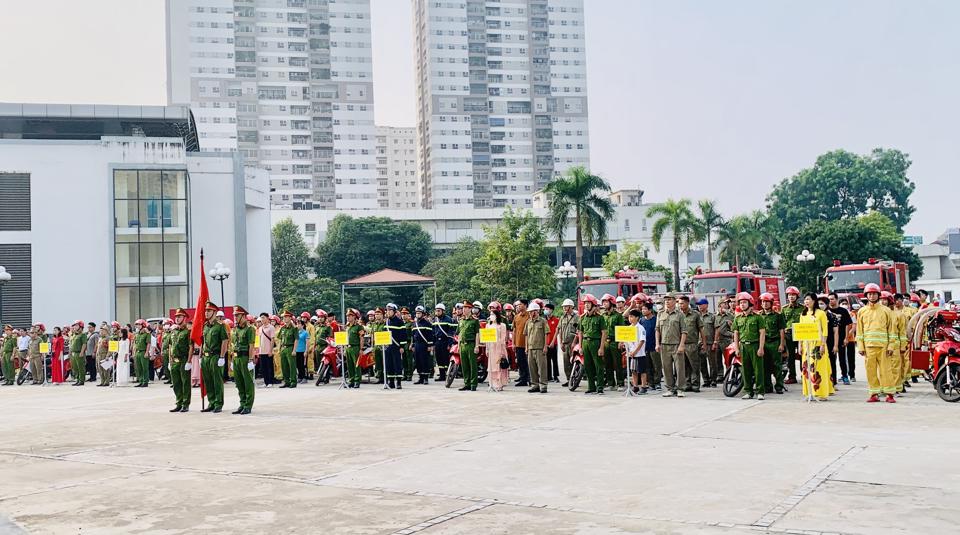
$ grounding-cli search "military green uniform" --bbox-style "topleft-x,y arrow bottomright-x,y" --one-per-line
603,310 -> 627,388
680,309 -> 704,390
781,303 -> 804,381
160,332 -> 172,383
96,333 -> 112,386
699,310 -> 717,386
714,310 -> 735,384
655,308 -> 685,394
557,311 -> 580,382
27,335 -> 42,383
231,323 -> 257,411
733,311 -> 765,396
134,330 -> 151,386
525,315 -> 549,392
202,320 -> 229,410
276,323 -> 298,388
758,309 -> 786,393
458,317 -> 480,389
170,325 -> 192,409
70,330 -> 88,385
370,321 -> 386,382
578,312 -> 606,393
315,324 -> 332,374
1,334 -> 15,385
346,323 -> 364,386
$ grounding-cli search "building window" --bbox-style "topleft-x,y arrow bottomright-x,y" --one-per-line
113,169 -> 190,322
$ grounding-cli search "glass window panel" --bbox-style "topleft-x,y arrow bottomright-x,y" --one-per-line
163,242 -> 188,283
139,170 -> 162,199
140,242 -> 163,279
139,200 -> 164,228
164,286 -> 188,313
116,287 -> 140,324
115,243 -> 139,281
140,286 -> 164,319
163,200 -> 188,236
114,200 -> 140,229
114,170 -> 138,199
162,170 -> 187,199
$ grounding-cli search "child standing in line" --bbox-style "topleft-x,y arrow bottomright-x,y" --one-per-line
625,309 -> 649,395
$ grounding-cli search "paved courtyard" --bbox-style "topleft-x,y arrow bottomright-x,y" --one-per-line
0,371 -> 957,534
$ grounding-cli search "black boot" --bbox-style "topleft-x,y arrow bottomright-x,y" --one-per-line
396,379 -> 402,390
387,379 -> 395,389
414,375 -> 423,385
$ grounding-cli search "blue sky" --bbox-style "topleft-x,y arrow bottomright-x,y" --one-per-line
1,0 -> 955,241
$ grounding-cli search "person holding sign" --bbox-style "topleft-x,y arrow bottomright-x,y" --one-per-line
799,292 -> 833,401
732,292 -> 765,400
524,301 -> 549,393
624,310 -> 649,394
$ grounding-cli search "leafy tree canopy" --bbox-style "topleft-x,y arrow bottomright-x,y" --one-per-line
420,238 -> 483,307
271,218 -> 310,306
280,277 -> 341,318
314,215 -> 433,282
473,208 -> 556,303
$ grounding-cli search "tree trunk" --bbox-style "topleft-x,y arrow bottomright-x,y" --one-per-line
575,205 -> 584,282
706,232 -> 714,271
672,235 -> 681,291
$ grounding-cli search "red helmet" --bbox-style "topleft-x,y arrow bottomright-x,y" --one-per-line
631,292 -> 648,304
880,291 -> 892,300
909,293 -> 920,303
246,314 -> 256,322
600,293 -> 615,303
73,320 -> 84,327
582,294 -> 599,305
270,314 -> 281,323
786,286 -> 800,296
736,292 -> 755,305
300,312 -> 311,319
111,321 -> 121,329
532,298 -> 545,308
315,309 -> 328,317
863,283 -> 881,295
503,303 -> 514,311
134,319 -> 147,327
488,301 -> 502,311
34,323 -> 46,332
759,292 -> 775,302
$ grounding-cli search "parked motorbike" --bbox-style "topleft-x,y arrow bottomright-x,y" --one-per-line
722,342 -> 743,398
445,341 -> 461,389
567,343 -> 584,391
931,317 -> 960,402
315,338 -> 338,386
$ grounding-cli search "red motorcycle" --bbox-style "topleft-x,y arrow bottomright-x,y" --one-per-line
315,338 -> 340,386
566,343 -> 585,391
722,342 -> 743,398
445,340 -> 461,389
931,317 -> 960,402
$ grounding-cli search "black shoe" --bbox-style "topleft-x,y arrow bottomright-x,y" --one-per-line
240,408 -> 251,415
180,407 -> 189,413
470,385 -> 477,391
775,387 -> 784,394
911,376 -> 918,383
213,407 -> 222,413
232,408 -> 243,414
515,381 -> 529,387
527,387 -> 541,393
683,386 -> 693,392
201,407 -> 213,413
458,385 -> 470,391
396,381 -> 402,390
169,406 -> 182,413
279,384 -> 289,388
597,390 -> 605,395
163,380 -> 172,384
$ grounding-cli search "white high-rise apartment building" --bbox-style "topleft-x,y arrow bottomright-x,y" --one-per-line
375,126 -> 419,209
413,0 -> 589,209
166,0 -> 377,210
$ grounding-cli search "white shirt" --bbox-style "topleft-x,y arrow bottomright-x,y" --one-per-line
17,335 -> 29,351
624,323 -> 646,357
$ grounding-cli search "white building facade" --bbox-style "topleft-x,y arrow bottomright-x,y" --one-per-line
0,103 -> 272,328
413,0 -> 589,209
913,229 -> 960,302
166,0 -> 377,210
375,126 -> 419,209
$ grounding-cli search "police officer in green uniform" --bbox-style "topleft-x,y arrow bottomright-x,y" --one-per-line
231,306 -> 257,414
655,294 -> 687,397
697,298 -> 717,387
277,311 -> 298,388
69,321 -> 88,386
458,301 -> 480,391
169,308 -> 192,412
133,320 -> 151,387
780,287 -> 804,384
160,321 -> 173,384
344,309 -> 364,388
601,295 -> 627,390
0,326 -> 14,385
757,293 -> 786,394
732,292 -> 766,400
200,301 -> 229,412
314,310 -> 333,376
678,296 -> 704,392
714,299 -> 735,384
577,295 -> 607,395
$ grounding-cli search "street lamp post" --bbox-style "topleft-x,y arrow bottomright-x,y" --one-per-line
0,267 -> 11,325
208,262 -> 231,308
796,249 -> 817,290
559,260 -> 577,296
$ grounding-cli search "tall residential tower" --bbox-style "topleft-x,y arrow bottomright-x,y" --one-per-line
166,0 -> 377,210
413,0 -> 589,209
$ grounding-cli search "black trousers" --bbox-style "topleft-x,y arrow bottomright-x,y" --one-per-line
259,354 -> 277,384
515,347 -> 529,382
86,355 -> 97,381
414,343 -> 431,375
547,345 -> 559,380
296,351 -> 306,380
839,342 -> 857,379
435,343 -> 450,376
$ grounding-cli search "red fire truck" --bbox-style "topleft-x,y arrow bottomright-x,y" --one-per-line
691,268 -> 786,307
577,269 -> 668,312
824,258 -> 909,298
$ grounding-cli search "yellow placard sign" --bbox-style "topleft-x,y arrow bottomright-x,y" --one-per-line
334,331 -> 348,346
108,340 -> 120,352
479,327 -> 497,343
792,322 -> 820,341
255,335 -> 261,347
374,331 -> 392,346
614,325 -> 638,343
39,342 -> 51,354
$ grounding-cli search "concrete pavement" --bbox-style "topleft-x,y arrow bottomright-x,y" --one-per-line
0,374 -> 956,534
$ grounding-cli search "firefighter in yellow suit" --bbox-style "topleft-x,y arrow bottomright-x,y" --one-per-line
858,284 -> 897,403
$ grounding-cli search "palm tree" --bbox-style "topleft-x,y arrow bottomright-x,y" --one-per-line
647,198 -> 698,290
695,199 -> 724,270
543,167 -> 615,281
717,211 -> 771,268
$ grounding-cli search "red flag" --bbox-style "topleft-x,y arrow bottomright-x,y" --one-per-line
192,250 -> 210,399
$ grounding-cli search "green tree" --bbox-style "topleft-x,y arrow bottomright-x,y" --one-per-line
271,218 -> 310,306
694,199 -> 724,270
647,198 -> 698,290
777,213 -> 923,292
766,148 -> 916,236
420,238 -> 483,306
314,215 -> 433,281
716,211 -> 774,269
543,166 -> 615,282
280,277 -> 341,318
473,208 -> 555,302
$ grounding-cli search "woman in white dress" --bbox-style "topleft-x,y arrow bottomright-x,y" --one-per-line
115,327 -> 132,386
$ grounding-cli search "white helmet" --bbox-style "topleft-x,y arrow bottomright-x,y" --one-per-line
527,302 -> 541,312
562,298 -> 575,307
435,303 -> 446,311
472,300 -> 483,309
615,295 -> 626,303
